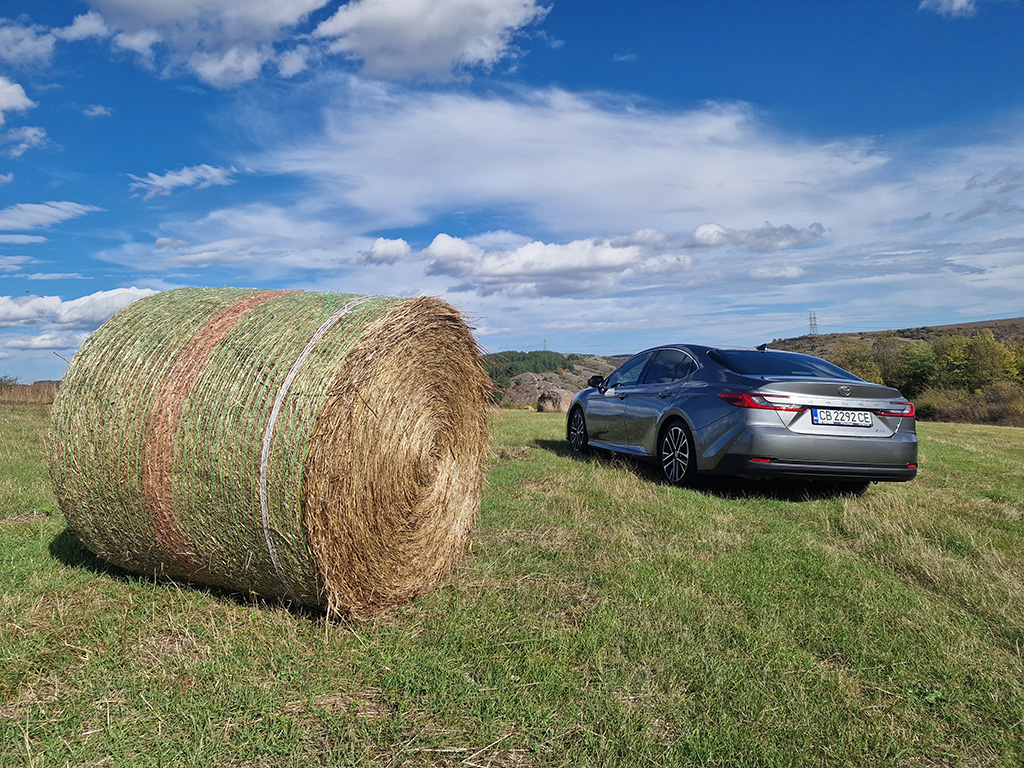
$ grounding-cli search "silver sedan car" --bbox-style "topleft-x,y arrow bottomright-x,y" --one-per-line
567,344 -> 917,491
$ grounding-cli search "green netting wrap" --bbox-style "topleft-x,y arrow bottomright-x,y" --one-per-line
48,287 -> 490,618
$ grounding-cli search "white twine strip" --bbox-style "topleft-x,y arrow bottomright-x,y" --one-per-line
258,295 -> 375,590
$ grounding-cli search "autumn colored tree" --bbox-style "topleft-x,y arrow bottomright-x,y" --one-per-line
828,340 -> 882,383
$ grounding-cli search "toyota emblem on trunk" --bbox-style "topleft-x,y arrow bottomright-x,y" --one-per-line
839,386 -> 852,396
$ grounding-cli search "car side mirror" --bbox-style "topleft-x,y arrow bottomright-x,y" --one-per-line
587,375 -> 605,389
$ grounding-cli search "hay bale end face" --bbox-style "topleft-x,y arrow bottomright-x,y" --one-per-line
49,287 -> 490,618
537,389 -> 573,413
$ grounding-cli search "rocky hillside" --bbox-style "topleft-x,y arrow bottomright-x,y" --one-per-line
487,353 -> 621,407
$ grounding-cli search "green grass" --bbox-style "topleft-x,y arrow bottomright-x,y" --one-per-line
0,404 -> 57,522
1,404 -> 1022,766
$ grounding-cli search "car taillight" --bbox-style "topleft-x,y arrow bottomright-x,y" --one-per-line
718,393 -> 807,412
876,401 -> 915,418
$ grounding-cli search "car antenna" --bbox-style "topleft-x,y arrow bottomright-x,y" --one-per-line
756,343 -> 769,353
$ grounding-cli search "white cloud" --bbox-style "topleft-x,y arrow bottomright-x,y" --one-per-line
0,201 -> 103,231
314,0 -> 549,79
112,28 -> 161,62
422,233 -> 484,265
63,0 -> 548,85
0,76 -> 36,125
919,0 -> 980,16
55,288 -> 157,327
0,234 -> 46,244
421,230 -> 692,298
0,255 -> 33,272
55,12 -> 112,42
4,330 -> 92,350
0,295 -> 62,327
692,221 -> 826,252
361,236 -> 412,264
467,230 -> 533,250
128,164 -> 236,199
749,264 -> 805,280
0,172 -> 11,185
2,126 -> 48,157
276,45 -> 315,78
0,288 -> 157,331
83,104 -> 113,118
259,83 -> 888,237
0,21 -> 55,66
96,203 -> 363,274
86,0 -> 329,86
189,47 -> 270,86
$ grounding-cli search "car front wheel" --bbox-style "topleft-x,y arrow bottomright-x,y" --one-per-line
659,419 -> 695,485
568,407 -> 589,453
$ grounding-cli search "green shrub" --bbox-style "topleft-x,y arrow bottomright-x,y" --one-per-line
914,382 -> 1024,426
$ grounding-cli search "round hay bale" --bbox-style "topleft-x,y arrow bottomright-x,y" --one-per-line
537,389 -> 573,413
48,287 -> 490,618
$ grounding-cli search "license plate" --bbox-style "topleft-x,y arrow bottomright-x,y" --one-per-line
811,408 -> 872,427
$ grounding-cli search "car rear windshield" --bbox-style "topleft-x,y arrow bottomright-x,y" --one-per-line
707,349 -> 860,380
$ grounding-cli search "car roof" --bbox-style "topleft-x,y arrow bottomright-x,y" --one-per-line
632,344 -> 808,357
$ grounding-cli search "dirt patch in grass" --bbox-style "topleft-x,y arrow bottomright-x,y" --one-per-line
0,512 -> 45,525
282,688 -> 393,720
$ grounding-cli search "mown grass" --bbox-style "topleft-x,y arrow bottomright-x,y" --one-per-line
1,404 -> 1021,767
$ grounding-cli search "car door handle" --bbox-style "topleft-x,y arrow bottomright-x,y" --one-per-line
659,392 -> 672,398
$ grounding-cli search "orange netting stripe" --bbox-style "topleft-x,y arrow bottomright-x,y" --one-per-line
141,290 -> 294,570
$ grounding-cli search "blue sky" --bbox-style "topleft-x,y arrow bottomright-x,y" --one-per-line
2,0 -> 1023,382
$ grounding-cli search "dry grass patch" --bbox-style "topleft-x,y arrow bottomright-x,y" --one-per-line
282,688 -> 392,720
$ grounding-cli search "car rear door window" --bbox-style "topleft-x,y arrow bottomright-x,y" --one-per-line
642,349 -> 695,385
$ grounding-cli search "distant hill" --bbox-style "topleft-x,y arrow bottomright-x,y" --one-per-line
767,317 -> 1024,358
486,317 -> 1024,408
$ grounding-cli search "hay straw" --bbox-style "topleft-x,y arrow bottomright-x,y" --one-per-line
48,287 -> 490,618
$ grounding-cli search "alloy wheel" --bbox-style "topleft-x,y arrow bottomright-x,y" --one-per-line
660,422 -> 691,484
568,409 -> 588,452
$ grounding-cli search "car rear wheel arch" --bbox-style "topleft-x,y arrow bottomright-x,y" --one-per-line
658,417 -> 698,486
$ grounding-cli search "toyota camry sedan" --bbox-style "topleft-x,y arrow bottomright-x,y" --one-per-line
566,344 -> 917,491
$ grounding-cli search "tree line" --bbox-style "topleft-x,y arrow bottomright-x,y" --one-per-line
824,330 -> 1024,426
482,350 -> 581,388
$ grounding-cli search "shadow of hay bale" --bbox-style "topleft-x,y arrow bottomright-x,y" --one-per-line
49,526 -> 115,574
48,525 -> 336,619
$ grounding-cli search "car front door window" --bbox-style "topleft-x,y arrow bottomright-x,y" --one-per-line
607,352 -> 652,389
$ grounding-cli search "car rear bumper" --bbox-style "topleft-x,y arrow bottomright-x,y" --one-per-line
709,427 -> 918,482
712,454 -> 917,482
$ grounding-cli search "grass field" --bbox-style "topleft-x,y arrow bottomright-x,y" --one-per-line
1,404 -> 1021,767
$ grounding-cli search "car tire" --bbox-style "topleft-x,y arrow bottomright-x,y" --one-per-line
659,419 -> 696,486
568,407 -> 589,453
